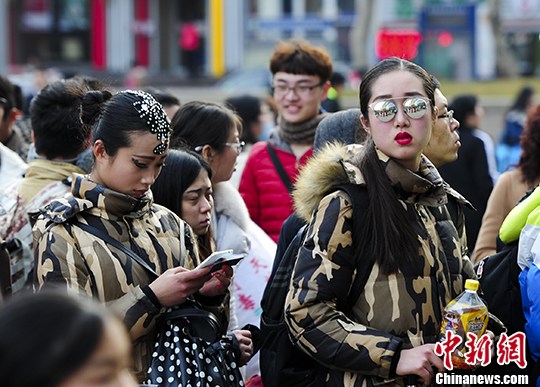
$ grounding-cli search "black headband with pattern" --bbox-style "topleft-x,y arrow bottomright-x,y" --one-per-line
124,89 -> 171,154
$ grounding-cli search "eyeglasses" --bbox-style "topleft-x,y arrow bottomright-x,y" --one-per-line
224,141 -> 245,154
368,96 -> 430,123
437,109 -> 454,123
273,82 -> 324,98
193,141 -> 245,154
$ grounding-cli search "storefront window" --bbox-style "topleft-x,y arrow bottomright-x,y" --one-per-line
11,0 -> 90,66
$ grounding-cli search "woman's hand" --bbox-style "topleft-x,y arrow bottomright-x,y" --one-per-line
396,344 -> 444,385
232,329 -> 254,366
148,266 -> 212,307
198,265 -> 234,297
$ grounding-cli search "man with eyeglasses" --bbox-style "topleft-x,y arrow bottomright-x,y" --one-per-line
423,76 -> 461,168
239,39 -> 332,242
423,76 -> 475,271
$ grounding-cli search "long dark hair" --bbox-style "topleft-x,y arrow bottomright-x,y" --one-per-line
152,149 -> 215,258
518,104 -> 540,186
152,149 -> 212,215
358,57 -> 435,275
0,292 -> 110,387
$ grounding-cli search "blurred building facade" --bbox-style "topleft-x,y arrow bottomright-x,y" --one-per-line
0,0 -> 538,81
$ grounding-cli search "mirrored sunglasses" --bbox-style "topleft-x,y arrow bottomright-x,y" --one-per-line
368,96 -> 430,123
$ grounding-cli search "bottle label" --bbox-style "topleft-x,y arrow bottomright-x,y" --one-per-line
440,308 -> 488,369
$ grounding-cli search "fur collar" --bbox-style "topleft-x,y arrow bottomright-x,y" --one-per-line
212,181 -> 249,231
293,142 -> 471,223
293,143 -> 353,222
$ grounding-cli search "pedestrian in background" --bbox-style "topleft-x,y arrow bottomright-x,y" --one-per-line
423,75 -> 473,262
170,101 -> 275,379
170,101 -> 251,260
0,76 -> 29,160
474,103 -> 540,263
151,148 -> 255,366
438,94 -> 497,254
239,38 -> 333,243
152,149 -> 216,259
321,71 -> 345,113
496,86 -> 535,173
0,77 -> 103,294
225,94 -> 267,187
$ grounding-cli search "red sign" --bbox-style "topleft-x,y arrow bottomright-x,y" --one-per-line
375,29 -> 422,60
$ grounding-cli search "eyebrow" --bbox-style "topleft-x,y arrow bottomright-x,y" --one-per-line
372,92 -> 426,100
274,78 -> 315,84
133,154 -> 167,161
184,186 -> 212,195
185,188 -> 203,195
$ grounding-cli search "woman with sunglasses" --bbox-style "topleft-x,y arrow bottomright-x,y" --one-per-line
284,57 -> 475,386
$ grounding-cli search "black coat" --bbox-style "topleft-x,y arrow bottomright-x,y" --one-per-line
439,128 -> 494,253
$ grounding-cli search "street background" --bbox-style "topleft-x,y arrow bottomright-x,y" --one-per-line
3,0 -> 540,144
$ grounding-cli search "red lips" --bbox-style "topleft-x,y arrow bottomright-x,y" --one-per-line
395,132 -> 413,145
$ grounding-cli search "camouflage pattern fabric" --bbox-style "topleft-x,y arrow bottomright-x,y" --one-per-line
286,143 -> 475,386
33,174 -> 208,380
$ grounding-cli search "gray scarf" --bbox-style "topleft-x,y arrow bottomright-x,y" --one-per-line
279,113 -> 327,145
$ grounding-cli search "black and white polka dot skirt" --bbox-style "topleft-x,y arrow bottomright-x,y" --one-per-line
146,318 -> 244,387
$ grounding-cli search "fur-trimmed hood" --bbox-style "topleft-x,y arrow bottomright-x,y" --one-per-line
293,143 -> 364,222
293,142 -> 471,223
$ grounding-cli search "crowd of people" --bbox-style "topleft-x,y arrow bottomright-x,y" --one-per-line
0,37 -> 539,387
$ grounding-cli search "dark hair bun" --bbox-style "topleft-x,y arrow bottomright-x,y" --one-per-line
81,90 -> 113,125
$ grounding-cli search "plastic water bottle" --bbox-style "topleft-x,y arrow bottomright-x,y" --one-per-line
439,279 -> 489,369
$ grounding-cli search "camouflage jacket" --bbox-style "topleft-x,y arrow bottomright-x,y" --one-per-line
285,143 -> 475,386
33,174 -> 204,379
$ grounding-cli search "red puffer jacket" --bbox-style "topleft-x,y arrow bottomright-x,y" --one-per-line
239,141 -> 313,242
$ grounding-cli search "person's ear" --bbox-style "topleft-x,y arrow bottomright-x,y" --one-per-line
360,114 -> 371,135
7,108 -> 22,126
321,81 -> 331,101
93,140 -> 108,162
200,144 -> 215,162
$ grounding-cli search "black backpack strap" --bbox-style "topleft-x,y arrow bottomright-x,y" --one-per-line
267,143 -> 294,194
74,219 -> 159,280
261,223 -> 308,316
333,184 -> 373,310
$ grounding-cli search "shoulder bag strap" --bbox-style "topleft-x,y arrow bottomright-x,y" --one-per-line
267,143 -> 294,194
74,220 -> 159,280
